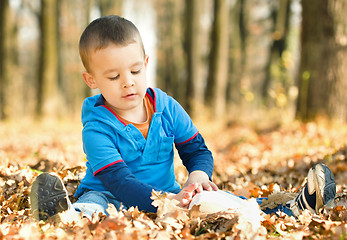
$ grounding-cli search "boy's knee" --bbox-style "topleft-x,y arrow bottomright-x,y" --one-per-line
72,190 -> 122,218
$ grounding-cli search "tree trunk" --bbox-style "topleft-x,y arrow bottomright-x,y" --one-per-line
156,0 -> 186,104
84,0 -> 93,98
184,0 -> 201,114
99,0 -> 123,16
262,0 -> 291,103
205,0 -> 230,116
0,0 -> 11,120
37,0 -> 61,118
227,0 -> 247,105
58,0 -> 93,118
296,0 -> 347,121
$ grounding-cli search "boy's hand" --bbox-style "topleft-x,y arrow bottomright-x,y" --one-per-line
184,170 -> 218,193
168,183 -> 200,208
167,171 -> 218,208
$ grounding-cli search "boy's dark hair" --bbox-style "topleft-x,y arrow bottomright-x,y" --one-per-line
79,15 -> 145,72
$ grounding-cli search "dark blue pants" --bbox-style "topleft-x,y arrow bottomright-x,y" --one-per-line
238,195 -> 294,217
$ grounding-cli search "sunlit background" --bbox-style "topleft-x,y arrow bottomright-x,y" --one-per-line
0,0 -> 346,122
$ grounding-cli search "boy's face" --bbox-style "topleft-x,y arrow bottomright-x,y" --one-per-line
83,42 -> 148,116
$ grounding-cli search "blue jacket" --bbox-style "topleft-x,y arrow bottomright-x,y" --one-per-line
76,88 -> 214,212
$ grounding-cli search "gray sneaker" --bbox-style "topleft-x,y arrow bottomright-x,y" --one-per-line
30,172 -> 69,221
290,163 -> 336,216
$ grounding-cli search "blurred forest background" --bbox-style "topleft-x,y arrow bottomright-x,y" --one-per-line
1,1 -> 347,238
0,0 -> 346,123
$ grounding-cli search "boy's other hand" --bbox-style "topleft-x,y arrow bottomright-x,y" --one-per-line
184,170 -> 218,193
168,183 -> 199,208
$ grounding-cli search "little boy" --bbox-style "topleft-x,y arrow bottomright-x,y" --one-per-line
30,15 -> 336,221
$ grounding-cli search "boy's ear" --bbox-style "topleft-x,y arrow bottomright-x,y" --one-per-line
82,72 -> 97,89
144,55 -> 149,68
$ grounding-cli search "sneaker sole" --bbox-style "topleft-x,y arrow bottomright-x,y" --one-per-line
30,173 -> 69,221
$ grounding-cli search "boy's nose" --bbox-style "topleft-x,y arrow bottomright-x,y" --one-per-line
122,76 -> 135,88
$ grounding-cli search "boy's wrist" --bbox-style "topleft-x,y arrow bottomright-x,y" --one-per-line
189,170 -> 209,179
186,170 -> 218,192
167,193 -> 176,200
167,193 -> 181,203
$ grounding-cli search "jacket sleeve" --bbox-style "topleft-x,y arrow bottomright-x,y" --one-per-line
165,95 -> 214,179
175,133 -> 214,179
95,161 -> 160,213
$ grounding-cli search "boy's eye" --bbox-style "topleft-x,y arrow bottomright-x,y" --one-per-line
109,75 -> 119,81
131,69 -> 141,75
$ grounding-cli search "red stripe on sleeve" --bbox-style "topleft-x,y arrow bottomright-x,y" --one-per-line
176,131 -> 199,145
94,159 -> 124,176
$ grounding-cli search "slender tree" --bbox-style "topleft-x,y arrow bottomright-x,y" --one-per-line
99,0 -> 123,16
84,0 -> 93,98
262,0 -> 291,103
205,0 -> 230,116
296,0 -> 347,121
184,0 -> 202,114
37,0 -> 61,117
0,0 -> 11,119
58,0 -> 93,117
156,0 -> 186,103
227,0 -> 247,105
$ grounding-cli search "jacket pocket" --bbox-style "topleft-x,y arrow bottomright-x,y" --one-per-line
158,136 -> 174,162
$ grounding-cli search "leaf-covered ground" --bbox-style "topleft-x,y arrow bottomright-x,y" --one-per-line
0,119 -> 346,239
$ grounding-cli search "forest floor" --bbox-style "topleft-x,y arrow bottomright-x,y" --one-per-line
0,117 -> 346,239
